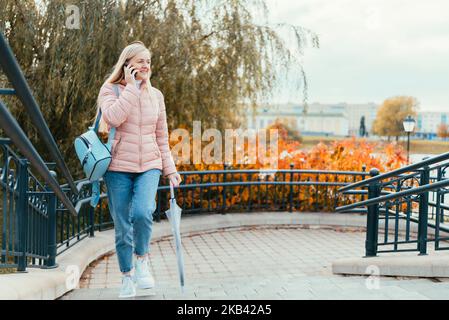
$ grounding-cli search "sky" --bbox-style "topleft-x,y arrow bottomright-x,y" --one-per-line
264,0 -> 449,111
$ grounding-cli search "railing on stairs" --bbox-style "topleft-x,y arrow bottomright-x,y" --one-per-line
336,152 -> 449,256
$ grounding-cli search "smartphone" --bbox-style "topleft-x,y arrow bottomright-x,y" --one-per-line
124,61 -> 137,81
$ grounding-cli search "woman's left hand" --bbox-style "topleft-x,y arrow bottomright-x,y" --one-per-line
168,172 -> 182,187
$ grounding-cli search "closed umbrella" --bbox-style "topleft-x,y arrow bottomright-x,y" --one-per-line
165,182 -> 185,293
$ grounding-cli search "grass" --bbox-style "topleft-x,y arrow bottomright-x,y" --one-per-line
398,140 -> 449,154
0,268 -> 15,274
301,136 -> 449,155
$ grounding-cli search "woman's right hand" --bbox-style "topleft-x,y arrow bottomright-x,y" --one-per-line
123,64 -> 137,86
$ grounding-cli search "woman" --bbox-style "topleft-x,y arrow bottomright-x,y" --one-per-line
96,41 -> 182,298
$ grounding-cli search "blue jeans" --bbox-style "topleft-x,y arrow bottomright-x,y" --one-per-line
104,168 -> 162,273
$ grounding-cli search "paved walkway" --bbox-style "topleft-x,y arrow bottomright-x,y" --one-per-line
60,225 -> 449,300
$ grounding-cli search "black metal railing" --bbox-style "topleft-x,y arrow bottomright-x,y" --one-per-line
0,31 -> 94,271
336,152 -> 449,256
154,164 -> 370,218
2,136 -> 371,271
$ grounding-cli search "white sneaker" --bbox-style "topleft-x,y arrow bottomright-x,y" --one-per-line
119,275 -> 136,298
134,257 -> 155,289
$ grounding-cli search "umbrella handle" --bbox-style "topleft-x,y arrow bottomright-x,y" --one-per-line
169,181 -> 175,200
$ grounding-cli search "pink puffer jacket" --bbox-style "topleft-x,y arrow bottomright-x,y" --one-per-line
97,81 -> 177,177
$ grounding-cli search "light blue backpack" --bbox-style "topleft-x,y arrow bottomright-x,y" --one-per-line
74,84 -> 120,207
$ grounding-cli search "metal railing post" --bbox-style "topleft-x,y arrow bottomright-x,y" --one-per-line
365,168 -> 380,257
435,167 -> 443,250
418,165 -> 430,255
222,163 -> 228,214
45,170 -> 58,268
17,159 -> 29,272
361,165 -> 367,201
289,163 -> 294,212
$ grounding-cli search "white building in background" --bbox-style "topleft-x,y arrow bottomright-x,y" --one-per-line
302,112 -> 349,136
416,112 -> 449,139
247,102 -> 378,137
249,103 -> 303,130
246,102 -> 449,139
342,103 -> 378,136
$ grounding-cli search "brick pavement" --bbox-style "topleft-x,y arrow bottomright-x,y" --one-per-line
60,225 -> 449,300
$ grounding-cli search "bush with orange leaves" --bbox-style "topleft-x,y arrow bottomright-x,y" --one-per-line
99,122 -> 407,213
160,122 -> 407,213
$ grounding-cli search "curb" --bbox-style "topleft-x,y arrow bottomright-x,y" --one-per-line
332,252 -> 449,278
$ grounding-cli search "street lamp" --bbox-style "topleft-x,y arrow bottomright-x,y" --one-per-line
403,115 -> 416,164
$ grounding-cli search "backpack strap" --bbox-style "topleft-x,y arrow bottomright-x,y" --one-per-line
92,84 -> 121,141
106,85 -> 121,143
90,84 -> 121,208
112,83 -> 120,97
92,109 -> 102,132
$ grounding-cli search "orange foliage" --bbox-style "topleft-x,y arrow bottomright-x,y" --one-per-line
100,123 -> 407,212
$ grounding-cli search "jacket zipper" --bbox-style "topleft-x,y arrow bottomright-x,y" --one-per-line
139,92 -> 142,169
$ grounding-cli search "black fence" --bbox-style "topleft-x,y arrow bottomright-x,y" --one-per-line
1,135 -> 370,271
337,152 -> 449,256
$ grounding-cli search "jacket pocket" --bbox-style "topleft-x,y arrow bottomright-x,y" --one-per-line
151,135 -> 161,157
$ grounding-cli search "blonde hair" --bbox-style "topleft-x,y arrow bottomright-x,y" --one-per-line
94,40 -> 159,135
